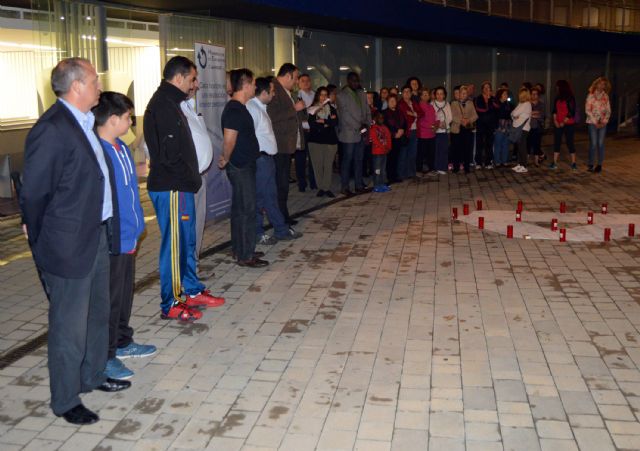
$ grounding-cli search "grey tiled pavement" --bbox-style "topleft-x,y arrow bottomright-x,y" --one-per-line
2,135 -> 640,450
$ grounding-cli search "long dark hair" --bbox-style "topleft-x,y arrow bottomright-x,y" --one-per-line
311,86 -> 329,106
555,80 -> 574,100
405,76 -> 422,93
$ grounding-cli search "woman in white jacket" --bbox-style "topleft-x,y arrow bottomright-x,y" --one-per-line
431,86 -> 452,174
512,88 -> 532,173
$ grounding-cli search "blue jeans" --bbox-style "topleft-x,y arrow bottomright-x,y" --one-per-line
434,133 -> 449,171
405,130 -> 418,177
256,154 -> 289,238
149,190 -> 205,314
340,139 -> 365,191
226,161 -> 257,262
372,154 -> 387,187
493,130 -> 509,165
588,124 -> 606,166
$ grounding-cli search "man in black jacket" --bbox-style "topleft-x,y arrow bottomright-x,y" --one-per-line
21,57 -> 130,425
144,56 -> 225,321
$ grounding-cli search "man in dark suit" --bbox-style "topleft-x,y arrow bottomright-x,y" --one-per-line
20,57 -> 130,425
267,63 -> 306,225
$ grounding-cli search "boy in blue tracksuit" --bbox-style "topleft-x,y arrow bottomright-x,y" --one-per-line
94,92 -> 156,379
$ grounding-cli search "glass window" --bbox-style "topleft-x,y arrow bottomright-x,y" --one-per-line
381,39 -> 446,91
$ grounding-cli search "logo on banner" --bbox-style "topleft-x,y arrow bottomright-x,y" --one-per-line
197,47 -> 207,69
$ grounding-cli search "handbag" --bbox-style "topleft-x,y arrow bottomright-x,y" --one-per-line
507,118 -> 529,143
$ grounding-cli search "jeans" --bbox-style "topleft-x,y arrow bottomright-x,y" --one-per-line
475,126 -> 494,166
517,130 -> 529,166
256,154 -> 288,238
273,153 -> 292,222
527,127 -> 543,156
553,124 -> 576,154
493,130 -> 509,165
405,129 -> 418,177
226,161 -> 257,261
588,124 -> 606,166
308,142 -> 337,192
340,139 -> 365,191
434,133 -> 449,171
372,154 -> 387,187
294,139 -> 317,191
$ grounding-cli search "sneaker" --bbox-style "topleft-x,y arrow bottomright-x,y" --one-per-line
476,165 -> 483,170
186,289 -> 225,308
373,186 -> 385,193
571,163 -> 577,171
587,165 -> 594,172
105,358 -> 133,380
485,164 -> 493,170
594,165 -> 602,173
258,234 -> 277,245
437,170 -> 446,175
116,342 -> 157,360
549,163 -> 557,169
382,185 -> 392,192
161,303 -> 203,321
517,166 -> 528,173
278,227 -> 303,241
512,164 -> 522,172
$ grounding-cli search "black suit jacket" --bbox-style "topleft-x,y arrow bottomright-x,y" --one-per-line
20,100 -> 108,279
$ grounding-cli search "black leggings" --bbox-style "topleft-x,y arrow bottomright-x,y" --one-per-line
554,124 -> 576,154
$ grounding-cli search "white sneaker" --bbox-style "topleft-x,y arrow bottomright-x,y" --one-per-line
512,164 -> 522,172
437,170 -> 447,175
515,165 -> 528,173
485,164 -> 493,169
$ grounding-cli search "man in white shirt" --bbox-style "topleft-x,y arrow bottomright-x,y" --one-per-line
180,77 -> 213,265
246,77 -> 302,244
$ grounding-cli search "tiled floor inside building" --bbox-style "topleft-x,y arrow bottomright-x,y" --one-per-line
2,134 -> 640,450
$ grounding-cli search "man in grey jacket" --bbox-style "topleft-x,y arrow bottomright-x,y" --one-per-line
337,72 -> 371,195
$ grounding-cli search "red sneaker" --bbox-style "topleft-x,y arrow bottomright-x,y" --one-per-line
161,303 -> 203,321
185,290 -> 225,308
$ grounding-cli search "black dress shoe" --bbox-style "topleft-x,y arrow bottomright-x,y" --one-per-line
61,404 -> 99,425
97,378 -> 131,392
325,190 -> 336,198
316,190 -> 325,197
237,258 -> 269,268
341,189 -> 354,197
253,251 -> 265,258
594,165 -> 602,173
286,218 -> 298,225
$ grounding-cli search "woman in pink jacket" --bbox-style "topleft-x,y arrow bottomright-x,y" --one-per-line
416,87 -> 437,174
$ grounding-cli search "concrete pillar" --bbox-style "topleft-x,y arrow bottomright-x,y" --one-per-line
273,27 -> 295,70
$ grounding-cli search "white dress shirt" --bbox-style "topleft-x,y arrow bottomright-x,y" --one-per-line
246,97 -> 278,155
181,98 -> 213,174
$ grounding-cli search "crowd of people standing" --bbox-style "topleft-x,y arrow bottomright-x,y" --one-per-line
18,53 -> 613,425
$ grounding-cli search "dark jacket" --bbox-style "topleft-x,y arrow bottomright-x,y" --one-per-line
495,101 -> 513,132
308,104 -> 339,145
144,81 -> 201,193
267,79 -> 304,154
20,101 -> 110,278
474,95 -> 498,130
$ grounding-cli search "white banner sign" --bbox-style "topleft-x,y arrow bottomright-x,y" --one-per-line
194,42 -> 232,220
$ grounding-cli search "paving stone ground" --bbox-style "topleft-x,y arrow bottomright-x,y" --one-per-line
2,133 -> 640,450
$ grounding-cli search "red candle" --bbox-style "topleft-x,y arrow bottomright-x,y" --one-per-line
507,225 -> 513,238
630,224 -> 635,237
560,202 -> 566,213
560,228 -> 566,242
478,217 -> 484,229
517,200 -> 523,212
452,207 -> 458,220
587,211 -> 594,224
477,200 -> 483,210
604,228 -> 611,241
551,218 -> 558,231
515,211 -> 522,222
602,203 -> 608,214
463,204 -> 469,215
